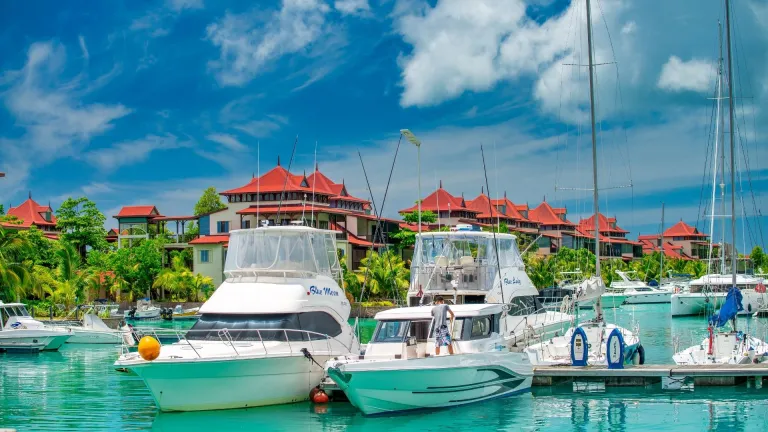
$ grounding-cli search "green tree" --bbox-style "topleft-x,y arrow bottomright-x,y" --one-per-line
356,250 -> 410,302
56,197 -> 108,256
0,204 -> 4,215
18,226 -> 59,267
483,222 -> 510,234
750,246 -> 765,273
153,254 -> 213,301
0,227 -> 32,301
50,242 -> 101,307
108,239 -> 164,300
402,210 -> 437,225
194,187 -> 227,216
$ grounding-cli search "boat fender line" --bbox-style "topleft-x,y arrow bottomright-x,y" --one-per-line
300,348 -> 323,368
637,344 -> 645,365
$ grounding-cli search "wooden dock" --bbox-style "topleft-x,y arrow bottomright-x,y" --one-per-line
533,364 -> 768,389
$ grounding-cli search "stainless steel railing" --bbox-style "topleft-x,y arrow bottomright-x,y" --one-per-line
121,327 -> 353,360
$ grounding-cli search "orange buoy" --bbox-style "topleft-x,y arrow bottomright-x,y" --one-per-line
312,390 -> 329,404
138,336 -> 161,361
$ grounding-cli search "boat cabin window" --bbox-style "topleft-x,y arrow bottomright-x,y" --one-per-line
373,320 -> 409,343
187,312 -> 342,342
428,314 -> 499,341
507,296 -> 544,316
1,306 -> 29,322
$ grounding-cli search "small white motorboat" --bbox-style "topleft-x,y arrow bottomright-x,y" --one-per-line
124,298 -> 162,320
671,274 -> 767,317
0,301 -> 72,351
325,304 -> 533,415
622,286 -> 673,305
65,313 -> 125,344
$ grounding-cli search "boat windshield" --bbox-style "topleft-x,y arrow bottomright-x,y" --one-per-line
507,295 -> 545,316
186,312 -> 342,341
225,229 -> 342,281
372,320 -> 410,343
1,306 -> 30,323
409,233 -> 522,294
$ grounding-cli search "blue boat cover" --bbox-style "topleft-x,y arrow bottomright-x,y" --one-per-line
709,287 -> 743,328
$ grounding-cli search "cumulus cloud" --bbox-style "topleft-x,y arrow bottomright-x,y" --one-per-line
166,0 -> 203,12
84,134 -> 192,171
657,56 -> 715,93
206,0 -> 332,86
394,0 -> 635,122
207,133 -> 247,151
0,42 -> 130,194
335,0 -> 369,15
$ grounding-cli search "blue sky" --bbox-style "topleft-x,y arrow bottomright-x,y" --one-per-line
0,0 -> 767,250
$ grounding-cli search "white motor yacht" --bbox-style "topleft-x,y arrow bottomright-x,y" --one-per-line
612,271 -> 671,304
325,304 -> 533,415
671,274 -> 767,317
0,302 -> 72,352
114,226 -> 360,412
407,230 -> 572,348
124,298 -> 162,320
66,312 -> 125,344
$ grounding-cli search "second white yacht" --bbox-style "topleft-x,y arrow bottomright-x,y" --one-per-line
0,302 -> 72,352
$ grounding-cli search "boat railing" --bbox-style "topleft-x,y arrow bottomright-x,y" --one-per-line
122,327 -> 351,359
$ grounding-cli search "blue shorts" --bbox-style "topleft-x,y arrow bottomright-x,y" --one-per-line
436,325 -> 451,347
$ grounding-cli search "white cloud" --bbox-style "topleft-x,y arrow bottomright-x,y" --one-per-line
621,21 -> 636,35
0,42 -> 130,194
84,134 -> 192,171
335,0 -> 369,15
657,56 -> 715,93
166,0 -> 203,12
207,133 -> 247,151
206,0 -> 332,86
78,35 -> 89,60
394,0 -> 634,122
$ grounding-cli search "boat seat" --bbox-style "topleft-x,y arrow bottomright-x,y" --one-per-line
459,256 -> 474,266
435,256 -> 449,268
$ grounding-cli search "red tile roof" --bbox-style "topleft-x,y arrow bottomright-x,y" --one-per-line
467,193 -> 511,220
399,186 -> 478,214
578,213 -> 629,234
237,205 -> 355,216
116,206 -> 161,218
189,235 -> 230,245
639,239 -> 691,259
221,166 -> 313,195
529,201 -> 575,227
663,220 -> 708,238
6,198 -> 57,227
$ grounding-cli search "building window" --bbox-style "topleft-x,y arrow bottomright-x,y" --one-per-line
319,221 -> 329,230
217,221 -> 230,233
242,220 -> 251,229
200,250 -> 211,263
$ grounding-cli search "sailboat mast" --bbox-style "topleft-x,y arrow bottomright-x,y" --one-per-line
585,0 -> 601,277
660,202 -> 665,282
725,0 -> 737,291
708,22 -> 723,275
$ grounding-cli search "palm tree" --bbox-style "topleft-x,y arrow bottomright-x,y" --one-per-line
355,250 -> 410,303
0,227 -> 32,301
51,242 -> 99,308
153,255 -> 213,301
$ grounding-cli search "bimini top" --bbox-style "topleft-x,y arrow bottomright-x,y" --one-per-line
374,304 -> 504,321
0,301 -> 27,308
224,226 -> 342,279
417,231 -> 517,240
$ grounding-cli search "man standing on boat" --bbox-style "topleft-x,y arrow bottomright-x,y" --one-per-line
432,296 -> 455,355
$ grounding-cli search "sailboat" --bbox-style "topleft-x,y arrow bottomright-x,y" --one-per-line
524,0 -> 643,366
670,12 -> 767,318
673,2 -> 768,365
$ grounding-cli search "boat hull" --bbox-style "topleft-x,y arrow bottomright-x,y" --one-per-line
124,309 -> 161,320
124,354 -> 330,412
673,335 -> 768,365
67,329 -> 123,344
327,352 -> 532,415
672,291 -> 767,316
525,324 -> 641,366
0,332 -> 70,352
578,294 -> 627,309
623,291 -> 672,304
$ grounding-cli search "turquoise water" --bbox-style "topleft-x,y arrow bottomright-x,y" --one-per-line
2,306 -> 768,431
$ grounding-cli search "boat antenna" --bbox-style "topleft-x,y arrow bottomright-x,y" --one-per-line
257,141 -> 260,225
481,144 -> 506,304
311,140 -> 317,227
708,22 -> 723,275
356,135 -> 402,305
725,0 -> 737,330
586,0 -> 604,322
276,135 -> 298,223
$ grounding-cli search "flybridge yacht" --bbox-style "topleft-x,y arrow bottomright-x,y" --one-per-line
114,226 -> 360,412
407,230 -> 572,348
612,271 -> 672,305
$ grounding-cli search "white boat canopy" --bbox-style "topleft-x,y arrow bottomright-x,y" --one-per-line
374,304 -> 504,321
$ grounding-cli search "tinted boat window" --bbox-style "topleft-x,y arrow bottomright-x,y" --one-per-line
187,312 -> 342,342
507,295 -> 544,316
373,320 -> 409,343
470,316 -> 491,339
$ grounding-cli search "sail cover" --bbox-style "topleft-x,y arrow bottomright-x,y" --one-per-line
709,287 -> 743,328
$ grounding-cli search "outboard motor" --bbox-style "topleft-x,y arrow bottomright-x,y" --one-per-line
128,308 -> 137,319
